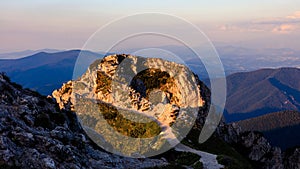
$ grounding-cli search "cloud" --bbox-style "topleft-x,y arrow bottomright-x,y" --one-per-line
272,24 -> 296,34
254,11 -> 300,25
219,25 -> 239,31
219,11 -> 300,34
218,22 -> 268,33
287,11 -> 300,19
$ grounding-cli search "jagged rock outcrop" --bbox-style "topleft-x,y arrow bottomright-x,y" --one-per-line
284,148 -> 300,169
52,54 -> 206,157
55,54 -> 204,123
217,121 -> 300,169
52,81 -> 73,111
0,73 -> 167,169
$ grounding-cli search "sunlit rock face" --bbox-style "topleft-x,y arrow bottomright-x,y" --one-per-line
53,54 -> 206,157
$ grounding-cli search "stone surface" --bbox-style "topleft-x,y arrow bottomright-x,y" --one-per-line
53,54 -> 206,156
0,73 -> 167,169
217,121 -> 299,169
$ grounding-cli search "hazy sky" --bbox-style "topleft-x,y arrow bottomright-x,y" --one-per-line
1,0 -> 300,52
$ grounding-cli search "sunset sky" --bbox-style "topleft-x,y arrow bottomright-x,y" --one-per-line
1,0 -> 300,52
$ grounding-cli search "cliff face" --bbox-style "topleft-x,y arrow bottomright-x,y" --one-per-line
0,73 -> 167,169
52,54 -> 206,157
53,54 -> 204,123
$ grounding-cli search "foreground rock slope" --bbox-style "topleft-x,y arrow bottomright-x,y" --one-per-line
0,73 -> 167,169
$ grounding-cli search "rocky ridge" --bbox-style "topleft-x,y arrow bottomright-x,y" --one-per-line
0,73 -> 167,169
217,122 -> 300,169
1,53 -> 299,169
53,54 -> 206,157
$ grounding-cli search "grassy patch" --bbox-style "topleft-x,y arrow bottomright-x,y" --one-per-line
152,149 -> 201,168
77,99 -> 161,138
175,152 -> 200,166
130,68 -> 177,102
192,161 -> 204,169
182,128 -> 253,169
217,155 -> 252,169
95,71 -> 112,95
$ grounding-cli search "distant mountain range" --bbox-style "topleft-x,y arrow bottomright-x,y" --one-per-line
0,50 -> 102,95
1,49 -> 300,120
237,110 -> 300,131
224,67 -> 300,122
236,111 -> 300,150
101,45 -> 300,77
217,46 -> 300,73
0,49 -> 62,59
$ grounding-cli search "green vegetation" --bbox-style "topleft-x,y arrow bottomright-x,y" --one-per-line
149,149 -> 201,168
192,161 -> 204,169
77,98 -> 161,138
98,101 -> 161,138
217,155 -> 249,169
130,68 -> 177,102
95,71 -> 112,95
175,152 -> 200,166
237,110 -> 300,132
182,128 -> 253,169
76,98 -> 164,155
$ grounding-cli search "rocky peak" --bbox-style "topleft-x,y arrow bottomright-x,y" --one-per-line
52,54 -> 208,157
53,54 -> 204,130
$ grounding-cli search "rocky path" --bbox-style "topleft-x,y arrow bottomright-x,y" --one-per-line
175,144 -> 224,169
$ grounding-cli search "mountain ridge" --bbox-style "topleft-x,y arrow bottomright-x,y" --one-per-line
237,110 -> 300,132
225,67 -> 300,122
0,50 -> 102,95
0,49 -> 62,59
236,110 -> 300,150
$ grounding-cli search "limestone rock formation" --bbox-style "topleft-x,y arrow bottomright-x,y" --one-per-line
52,81 -> 73,111
52,54 -> 206,157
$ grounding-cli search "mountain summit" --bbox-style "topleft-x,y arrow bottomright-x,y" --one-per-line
53,54 -> 208,157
